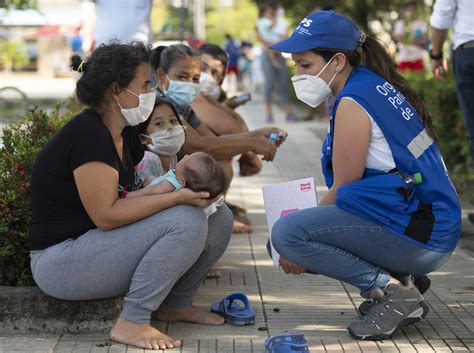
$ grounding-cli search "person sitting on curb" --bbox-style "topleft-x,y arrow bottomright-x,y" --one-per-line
28,42 -> 233,351
269,11 -> 461,341
193,43 -> 264,232
150,44 -> 288,232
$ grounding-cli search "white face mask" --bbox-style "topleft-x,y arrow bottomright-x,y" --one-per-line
291,56 -> 337,108
144,125 -> 186,156
199,71 -> 222,100
117,88 -> 156,126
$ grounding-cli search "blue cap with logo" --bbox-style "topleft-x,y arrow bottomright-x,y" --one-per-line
271,11 -> 362,53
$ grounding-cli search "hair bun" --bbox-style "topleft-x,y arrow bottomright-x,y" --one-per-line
70,55 -> 87,72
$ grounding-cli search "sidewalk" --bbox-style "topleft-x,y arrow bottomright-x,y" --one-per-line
1,96 -> 473,353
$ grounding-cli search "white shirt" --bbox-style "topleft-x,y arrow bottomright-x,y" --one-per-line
341,97 -> 396,172
430,0 -> 474,49
94,0 -> 152,46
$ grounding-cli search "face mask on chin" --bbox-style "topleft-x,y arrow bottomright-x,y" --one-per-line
291,56 -> 338,108
117,88 -> 156,126
199,71 -> 222,100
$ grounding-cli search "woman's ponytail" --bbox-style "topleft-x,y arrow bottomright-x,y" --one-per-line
360,37 -> 437,140
150,46 -> 167,70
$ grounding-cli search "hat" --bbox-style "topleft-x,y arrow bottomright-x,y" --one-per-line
271,11 -> 362,53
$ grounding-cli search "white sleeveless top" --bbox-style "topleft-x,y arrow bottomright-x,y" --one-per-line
341,97 -> 396,172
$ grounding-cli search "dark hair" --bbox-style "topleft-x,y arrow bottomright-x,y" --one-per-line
150,44 -> 199,72
184,154 -> 229,199
70,42 -> 150,108
136,97 -> 183,135
312,37 -> 437,140
197,44 -> 228,68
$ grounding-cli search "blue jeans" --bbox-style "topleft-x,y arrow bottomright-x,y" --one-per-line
271,205 -> 451,293
261,52 -> 290,104
453,44 -> 474,168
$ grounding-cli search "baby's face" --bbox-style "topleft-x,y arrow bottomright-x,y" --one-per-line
175,152 -> 208,185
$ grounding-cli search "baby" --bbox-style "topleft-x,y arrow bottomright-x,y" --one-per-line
143,151 -> 229,200
128,97 -> 229,215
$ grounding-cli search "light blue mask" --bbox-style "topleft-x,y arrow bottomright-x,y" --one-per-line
148,169 -> 183,190
165,79 -> 200,107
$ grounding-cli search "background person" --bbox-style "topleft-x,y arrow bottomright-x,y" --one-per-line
430,0 -> 474,223
28,42 -> 232,351
269,10 -> 461,341
394,2 -> 428,72
256,2 -> 298,123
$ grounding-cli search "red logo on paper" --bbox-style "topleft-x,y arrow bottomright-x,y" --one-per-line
280,209 -> 299,218
300,182 -> 312,191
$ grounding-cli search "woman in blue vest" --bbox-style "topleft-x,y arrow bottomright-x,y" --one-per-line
270,11 -> 461,341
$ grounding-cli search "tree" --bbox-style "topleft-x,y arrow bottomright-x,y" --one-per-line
0,0 -> 37,10
0,39 -> 29,73
252,0 -> 429,37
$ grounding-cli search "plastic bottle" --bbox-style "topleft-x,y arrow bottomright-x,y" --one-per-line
402,172 -> 423,186
268,132 -> 279,144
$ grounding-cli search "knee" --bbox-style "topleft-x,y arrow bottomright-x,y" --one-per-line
164,205 -> 209,246
271,216 -> 297,255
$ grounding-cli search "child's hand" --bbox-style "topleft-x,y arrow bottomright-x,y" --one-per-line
177,188 -> 212,208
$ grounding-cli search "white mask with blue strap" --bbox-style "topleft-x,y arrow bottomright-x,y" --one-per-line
148,169 -> 183,190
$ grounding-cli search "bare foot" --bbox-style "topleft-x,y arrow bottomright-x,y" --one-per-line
153,304 -> 225,325
206,265 -> 221,279
110,318 -> 181,350
233,219 -> 252,233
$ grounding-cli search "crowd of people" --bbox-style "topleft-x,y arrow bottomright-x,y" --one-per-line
25,0 -> 473,350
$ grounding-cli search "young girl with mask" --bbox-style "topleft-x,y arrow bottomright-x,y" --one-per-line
269,11 -> 461,341
28,43 -> 233,351
131,98 -> 228,218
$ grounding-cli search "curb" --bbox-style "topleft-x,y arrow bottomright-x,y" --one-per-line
0,286 -> 122,333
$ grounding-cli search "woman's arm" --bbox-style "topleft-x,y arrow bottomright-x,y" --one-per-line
73,162 -> 210,231
181,121 -> 277,161
318,99 -> 371,206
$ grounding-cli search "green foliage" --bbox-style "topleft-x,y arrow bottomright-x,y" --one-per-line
206,0 -> 259,45
0,108 -> 71,286
404,71 -> 472,176
253,0 -> 427,36
0,0 -> 37,9
0,39 -> 29,72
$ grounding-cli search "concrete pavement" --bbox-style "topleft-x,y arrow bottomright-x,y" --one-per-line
1,95 -> 473,353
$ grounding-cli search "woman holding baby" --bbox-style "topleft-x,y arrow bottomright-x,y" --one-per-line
28,42 -> 233,350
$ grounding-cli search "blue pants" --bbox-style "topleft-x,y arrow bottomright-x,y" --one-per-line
453,44 -> 474,168
271,205 -> 451,292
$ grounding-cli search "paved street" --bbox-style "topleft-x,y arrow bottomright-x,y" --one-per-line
1,95 -> 473,353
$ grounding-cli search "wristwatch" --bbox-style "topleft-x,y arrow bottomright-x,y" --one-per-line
429,49 -> 443,60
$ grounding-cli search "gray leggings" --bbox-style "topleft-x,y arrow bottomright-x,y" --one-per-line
30,204 -> 233,324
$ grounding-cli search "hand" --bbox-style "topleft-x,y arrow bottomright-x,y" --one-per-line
251,127 -> 288,147
279,256 -> 306,275
177,188 -> 212,208
253,138 -> 277,161
431,58 -> 448,81
224,97 -> 243,110
239,153 -> 262,176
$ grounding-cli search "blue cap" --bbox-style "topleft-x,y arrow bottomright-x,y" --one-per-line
271,11 -> 362,53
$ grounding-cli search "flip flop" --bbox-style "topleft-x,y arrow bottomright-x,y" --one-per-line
211,293 -> 255,326
265,333 -> 310,353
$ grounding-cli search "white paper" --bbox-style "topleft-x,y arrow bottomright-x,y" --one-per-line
262,177 -> 318,265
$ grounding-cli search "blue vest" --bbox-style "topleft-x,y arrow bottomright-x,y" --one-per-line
321,66 -> 461,252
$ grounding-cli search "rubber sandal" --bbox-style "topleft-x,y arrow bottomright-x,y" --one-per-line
210,293 -> 255,326
265,333 -> 310,353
